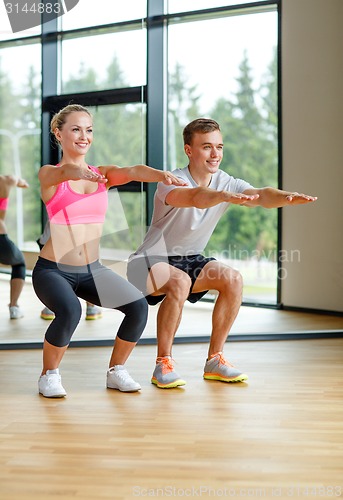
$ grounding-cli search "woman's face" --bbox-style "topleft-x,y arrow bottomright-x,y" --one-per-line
54,111 -> 93,157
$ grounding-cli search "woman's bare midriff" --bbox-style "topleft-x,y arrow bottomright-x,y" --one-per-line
40,222 -> 103,266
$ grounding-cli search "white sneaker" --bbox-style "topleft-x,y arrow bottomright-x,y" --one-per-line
38,369 -> 67,398
9,305 -> 24,319
107,365 -> 141,392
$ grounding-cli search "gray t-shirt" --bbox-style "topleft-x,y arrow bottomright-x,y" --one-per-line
130,166 -> 253,258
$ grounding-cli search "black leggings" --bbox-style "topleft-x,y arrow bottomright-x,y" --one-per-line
32,257 -> 148,347
0,234 -> 26,280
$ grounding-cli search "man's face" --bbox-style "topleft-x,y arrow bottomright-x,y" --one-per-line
184,130 -> 223,175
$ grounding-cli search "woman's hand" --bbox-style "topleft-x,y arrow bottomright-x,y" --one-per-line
16,177 -> 29,188
159,171 -> 188,186
100,164 -> 188,188
82,166 -> 107,183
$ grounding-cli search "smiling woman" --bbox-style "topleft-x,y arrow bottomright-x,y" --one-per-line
31,103 -> 187,398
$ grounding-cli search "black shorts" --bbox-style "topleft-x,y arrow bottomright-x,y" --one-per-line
127,254 -> 216,305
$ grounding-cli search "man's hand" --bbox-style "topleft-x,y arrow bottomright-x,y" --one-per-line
223,192 -> 260,205
286,192 -> 318,204
243,187 -> 317,208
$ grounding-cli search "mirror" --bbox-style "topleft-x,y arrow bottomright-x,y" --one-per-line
1,268 -> 343,350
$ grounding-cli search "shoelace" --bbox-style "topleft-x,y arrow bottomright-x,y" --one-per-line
113,369 -> 132,382
210,352 -> 234,368
156,356 -> 175,375
46,374 -> 60,386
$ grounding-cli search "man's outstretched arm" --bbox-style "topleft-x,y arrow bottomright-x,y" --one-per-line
165,186 -> 259,208
242,186 -> 317,208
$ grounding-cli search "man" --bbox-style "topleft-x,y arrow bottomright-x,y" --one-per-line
127,118 -> 317,389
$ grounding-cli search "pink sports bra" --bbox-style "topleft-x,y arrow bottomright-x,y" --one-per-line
46,166 -> 108,225
0,197 -> 9,211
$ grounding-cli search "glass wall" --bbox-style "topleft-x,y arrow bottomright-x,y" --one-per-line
0,0 -> 280,306
61,0 -> 147,30
167,0 -> 258,12
86,104 -> 147,259
167,7 -> 279,304
61,27 -> 147,94
0,42 -> 41,248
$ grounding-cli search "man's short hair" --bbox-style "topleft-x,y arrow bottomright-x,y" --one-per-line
183,118 -> 220,145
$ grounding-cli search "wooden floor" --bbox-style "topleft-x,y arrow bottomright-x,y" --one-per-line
1,274 -> 343,498
0,339 -> 343,499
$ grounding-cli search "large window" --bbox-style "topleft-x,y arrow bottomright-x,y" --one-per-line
0,0 -> 280,306
61,27 -> 147,94
61,0 -> 147,30
167,7 -> 279,304
0,42 -> 41,248
86,104 -> 147,259
167,0 -> 259,12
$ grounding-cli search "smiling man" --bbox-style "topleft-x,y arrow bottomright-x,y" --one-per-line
127,118 -> 317,389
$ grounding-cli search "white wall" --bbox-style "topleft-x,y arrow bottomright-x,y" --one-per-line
281,0 -> 343,312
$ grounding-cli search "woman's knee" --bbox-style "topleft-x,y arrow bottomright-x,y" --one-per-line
117,296 -> 148,342
58,299 -> 82,323
11,263 -> 26,280
45,301 -> 82,347
130,296 -> 148,318
52,299 -> 82,331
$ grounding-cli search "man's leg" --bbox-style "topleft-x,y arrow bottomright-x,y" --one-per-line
148,262 -> 192,357
192,260 -> 243,355
192,261 -> 247,383
148,263 -> 190,388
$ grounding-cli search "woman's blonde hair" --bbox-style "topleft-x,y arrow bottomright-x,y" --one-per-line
50,104 -> 92,134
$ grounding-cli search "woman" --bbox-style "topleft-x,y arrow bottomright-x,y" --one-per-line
0,174 -> 28,319
32,104 -> 186,398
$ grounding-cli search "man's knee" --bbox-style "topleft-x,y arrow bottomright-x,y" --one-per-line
164,272 -> 192,300
149,263 -> 191,299
220,267 -> 243,294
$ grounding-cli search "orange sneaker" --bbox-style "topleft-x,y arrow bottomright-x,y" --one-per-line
204,352 -> 248,383
151,356 -> 186,389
